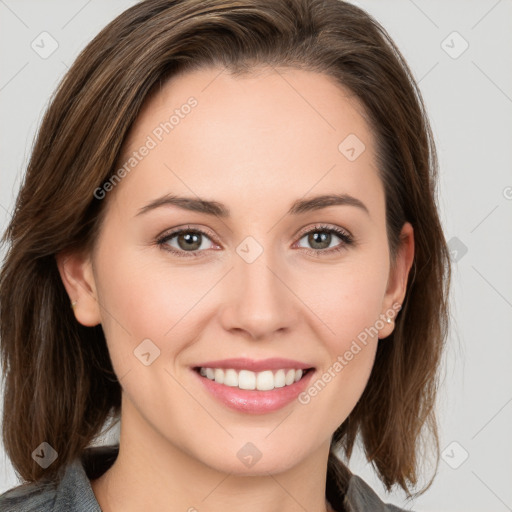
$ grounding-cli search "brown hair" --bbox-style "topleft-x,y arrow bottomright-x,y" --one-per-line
0,0 -> 451,499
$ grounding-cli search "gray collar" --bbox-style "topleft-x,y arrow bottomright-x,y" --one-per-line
0,444 -> 409,512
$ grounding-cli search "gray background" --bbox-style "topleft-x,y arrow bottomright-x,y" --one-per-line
1,1 -> 511,511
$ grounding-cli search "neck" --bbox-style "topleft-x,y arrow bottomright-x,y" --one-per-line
91,396 -> 335,512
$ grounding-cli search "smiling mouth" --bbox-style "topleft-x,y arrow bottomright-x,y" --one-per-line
193,366 -> 315,391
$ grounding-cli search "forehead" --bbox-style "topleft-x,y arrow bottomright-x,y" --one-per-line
110,66 -> 382,219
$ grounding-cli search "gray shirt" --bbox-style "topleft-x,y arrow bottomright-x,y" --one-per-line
0,445 -> 409,511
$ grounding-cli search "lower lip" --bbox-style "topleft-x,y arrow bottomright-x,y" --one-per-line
192,368 -> 315,414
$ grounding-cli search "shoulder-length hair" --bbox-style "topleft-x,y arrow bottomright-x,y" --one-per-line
1,0 -> 451,497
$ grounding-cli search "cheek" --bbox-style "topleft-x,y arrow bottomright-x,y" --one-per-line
92,238 -> 203,370
296,279 -> 383,430
292,249 -> 388,414
92,238 -> 234,392
296,248 -> 389,348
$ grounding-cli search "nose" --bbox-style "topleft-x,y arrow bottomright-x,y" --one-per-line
219,244 -> 300,341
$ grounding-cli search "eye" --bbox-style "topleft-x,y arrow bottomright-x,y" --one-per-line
295,224 -> 354,256
156,223 -> 354,258
156,226 -> 218,258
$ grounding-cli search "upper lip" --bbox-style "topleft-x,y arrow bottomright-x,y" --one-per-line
193,358 -> 315,372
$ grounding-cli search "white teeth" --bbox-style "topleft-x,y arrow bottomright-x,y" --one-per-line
239,370 -> 256,390
198,367 -> 308,390
274,369 -> 286,388
256,370 -> 273,391
214,368 -> 224,384
223,369 -> 238,387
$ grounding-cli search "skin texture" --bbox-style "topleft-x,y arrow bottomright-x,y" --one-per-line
57,67 -> 414,512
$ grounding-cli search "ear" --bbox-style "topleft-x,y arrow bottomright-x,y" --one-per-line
378,221 -> 414,339
55,249 -> 102,327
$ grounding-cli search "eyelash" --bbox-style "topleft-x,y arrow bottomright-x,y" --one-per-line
155,223 -> 354,259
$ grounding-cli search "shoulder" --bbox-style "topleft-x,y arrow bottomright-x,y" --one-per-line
0,445 -> 118,512
345,474 -> 411,512
327,455 -> 412,512
0,479 -> 57,512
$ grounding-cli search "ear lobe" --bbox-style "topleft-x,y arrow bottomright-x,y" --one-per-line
389,222 -> 415,303
55,250 -> 102,327
379,222 -> 415,338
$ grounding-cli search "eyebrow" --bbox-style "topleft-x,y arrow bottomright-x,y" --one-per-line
135,193 -> 370,218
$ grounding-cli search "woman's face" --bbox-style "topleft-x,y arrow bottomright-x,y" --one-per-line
62,66 -> 413,474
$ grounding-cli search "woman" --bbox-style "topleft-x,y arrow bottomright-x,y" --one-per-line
0,0 -> 451,511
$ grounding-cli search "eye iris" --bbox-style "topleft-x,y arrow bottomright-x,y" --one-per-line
309,231 -> 331,250
178,232 -> 201,251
